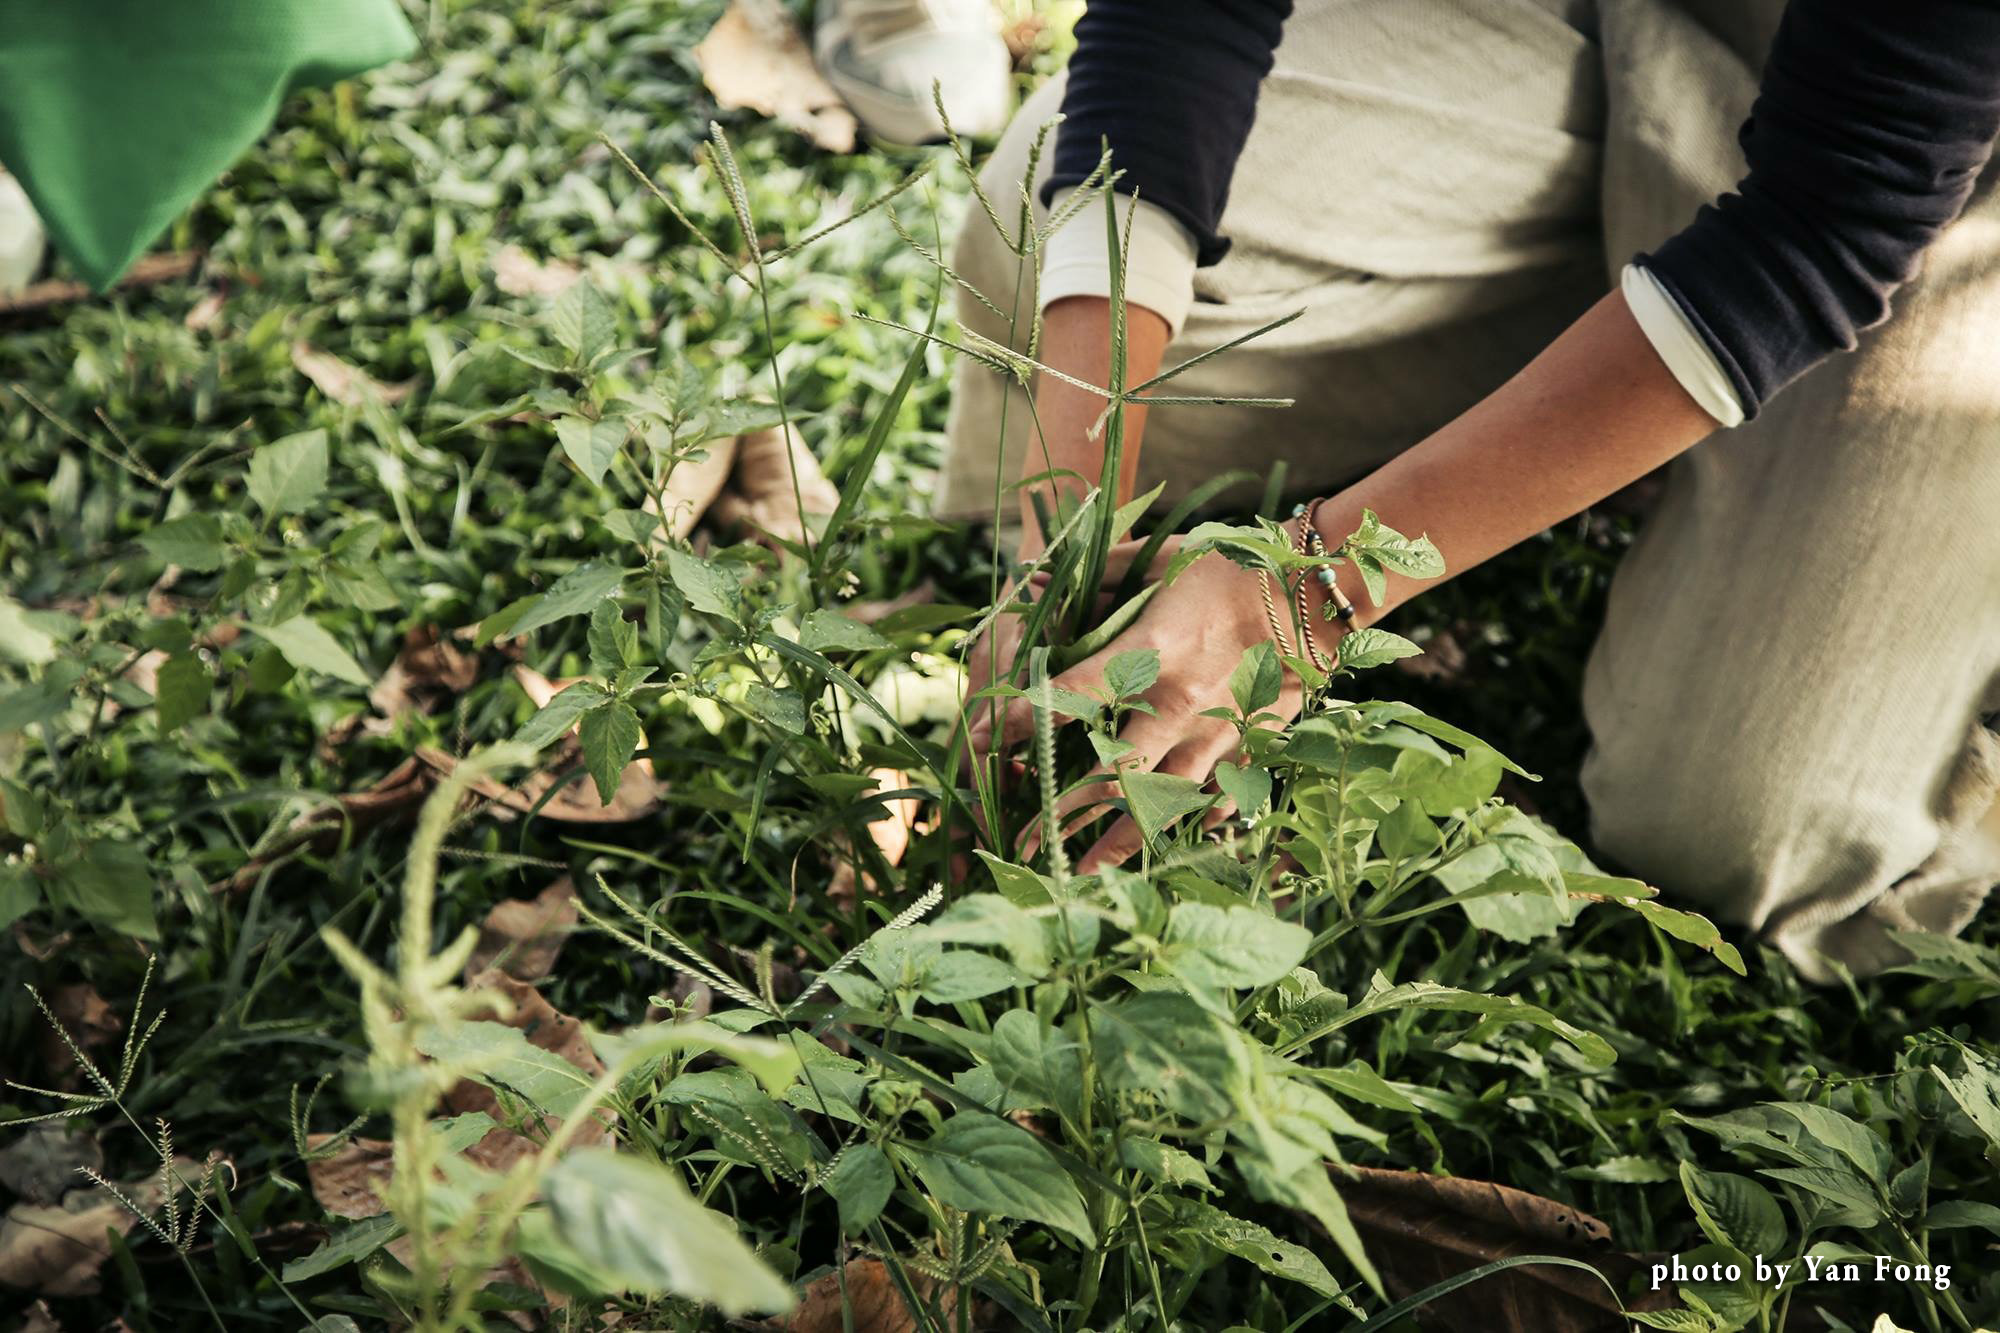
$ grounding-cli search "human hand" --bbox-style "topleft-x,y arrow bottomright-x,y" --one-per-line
967,543 -> 1308,873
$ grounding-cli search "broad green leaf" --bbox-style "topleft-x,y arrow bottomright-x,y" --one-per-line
1933,1056 -> 2000,1158
415,1021 -> 598,1117
1151,1197 -> 1339,1297
918,950 -> 1028,1004
1336,628 -> 1421,671
549,281 -> 617,366
555,416 -> 626,485
1680,1162 -> 1786,1256
973,850 -> 1057,906
1622,898 -> 1747,976
989,1009 -> 1083,1124
515,681 -> 610,749
823,1143 -> 893,1234
1119,769 -> 1211,838
1564,1155 -> 1676,1184
902,1113 -> 1093,1244
247,429 -> 329,516
1228,640 -> 1282,715
50,839 -> 157,940
0,660 -> 83,732
153,651 -> 210,732
509,564 -> 628,637
281,1214 -> 403,1282
798,609 -> 891,653
1162,903 -> 1311,989
1756,1166 -> 1882,1224
1213,761 -> 1272,821
665,547 -> 740,618
0,597 -> 59,665
578,701 -> 641,803
1374,797 -> 1439,861
543,1149 -> 793,1314
1925,1200 -> 2000,1234
1119,1138 -> 1214,1192
1299,979 -> 1615,1067
246,617 -> 370,686
600,507 -> 662,546
744,683 -> 805,734
1767,1104 -> 1892,1183
925,896 -> 1051,977
590,1021 -> 800,1095
587,602 -> 640,676
1094,992 -> 1252,1122
1104,648 -> 1161,700
0,866 -> 40,932
139,514 -> 227,571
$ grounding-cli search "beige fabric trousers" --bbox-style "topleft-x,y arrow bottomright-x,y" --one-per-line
937,0 -> 2000,981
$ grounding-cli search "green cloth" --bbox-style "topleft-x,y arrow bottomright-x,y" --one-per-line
0,1 -> 416,290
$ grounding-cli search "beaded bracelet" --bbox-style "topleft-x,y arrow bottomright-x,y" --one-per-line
1258,499 -> 1357,673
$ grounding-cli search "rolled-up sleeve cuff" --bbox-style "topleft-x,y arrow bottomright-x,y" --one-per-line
1621,262 -> 1746,429
1039,188 -> 1199,337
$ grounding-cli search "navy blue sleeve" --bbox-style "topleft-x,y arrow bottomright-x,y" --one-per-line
1642,0 -> 2000,418
1040,0 -> 1293,267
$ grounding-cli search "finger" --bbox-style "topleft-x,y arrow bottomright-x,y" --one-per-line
1074,738 -> 1222,873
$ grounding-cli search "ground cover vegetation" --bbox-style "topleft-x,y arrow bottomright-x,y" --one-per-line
2,3 -> 1998,1332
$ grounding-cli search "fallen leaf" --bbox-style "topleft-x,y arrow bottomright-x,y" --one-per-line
775,1259 -> 950,1333
0,1125 -> 103,1207
468,879 -> 579,982
694,0 -> 857,154
828,768 -> 921,903
1331,1166 -> 1671,1333
291,341 -> 413,407
38,985 -> 121,1089
182,289 -> 226,332
644,433 -> 739,541
304,1137 -> 394,1221
0,1158 -> 196,1297
449,970 -> 612,1173
491,244 -> 582,299
710,424 -> 840,547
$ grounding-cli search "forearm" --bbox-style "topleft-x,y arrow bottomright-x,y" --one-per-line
1309,290 -> 1717,626
1018,295 -> 1170,550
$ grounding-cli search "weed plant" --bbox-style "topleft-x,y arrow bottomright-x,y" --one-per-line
2,5 -> 1997,1332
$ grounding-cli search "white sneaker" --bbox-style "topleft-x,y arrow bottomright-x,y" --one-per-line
814,0 -> 1012,144
0,171 -> 45,294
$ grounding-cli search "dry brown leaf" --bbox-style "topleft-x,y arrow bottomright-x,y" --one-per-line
1332,1166 -> 1668,1333
450,970 -> 612,1173
710,424 -> 841,547
492,244 -> 583,299
645,433 -> 739,541
358,625 -> 480,735
0,1125 -> 103,1207
0,1158 -> 195,1297
304,1137 -> 394,1221
182,289 -> 225,332
468,879 -> 579,983
695,0 -> 857,154
828,768 -> 922,902
291,341 -> 413,407
775,1259 -> 950,1333
38,984 -> 121,1088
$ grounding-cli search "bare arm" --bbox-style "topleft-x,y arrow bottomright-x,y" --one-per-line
1013,295 -> 1170,553
1306,290 -> 1717,625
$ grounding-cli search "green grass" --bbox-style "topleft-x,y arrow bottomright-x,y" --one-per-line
2,3 -> 1997,1332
